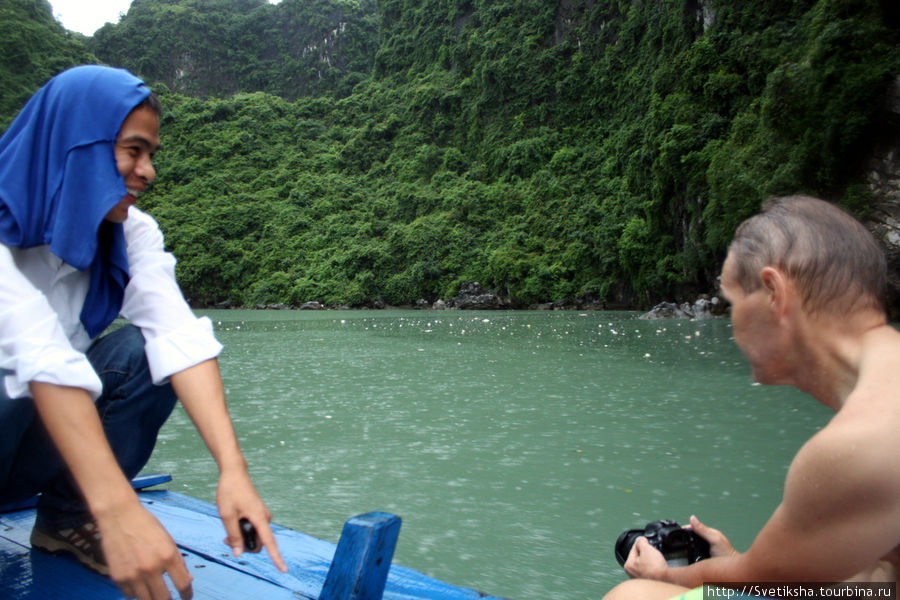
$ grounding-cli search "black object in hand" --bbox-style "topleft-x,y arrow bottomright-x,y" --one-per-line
239,518 -> 259,552
615,519 -> 710,567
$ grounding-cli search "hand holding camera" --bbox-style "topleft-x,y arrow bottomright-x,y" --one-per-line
615,519 -> 711,568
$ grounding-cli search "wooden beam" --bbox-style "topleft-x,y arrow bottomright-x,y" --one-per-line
0,472 -> 172,513
319,511 -> 402,600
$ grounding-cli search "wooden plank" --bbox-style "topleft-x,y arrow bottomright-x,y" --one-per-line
320,512 -> 402,600
131,472 -> 173,489
0,508 -> 299,600
140,491 -> 324,595
0,533 -> 124,599
143,491 -> 508,600
1,487 -> 510,600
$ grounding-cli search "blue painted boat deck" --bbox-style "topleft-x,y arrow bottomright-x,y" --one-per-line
0,477 -> 506,600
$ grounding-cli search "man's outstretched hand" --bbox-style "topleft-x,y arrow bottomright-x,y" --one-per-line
97,497 -> 193,600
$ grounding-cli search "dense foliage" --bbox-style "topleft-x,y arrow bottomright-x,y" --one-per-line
0,0 -> 95,129
2,0 -> 898,308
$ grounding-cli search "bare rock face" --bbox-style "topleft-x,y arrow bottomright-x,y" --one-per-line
866,147 -> 900,318
864,75 -> 900,320
452,282 -> 509,310
639,296 -> 723,320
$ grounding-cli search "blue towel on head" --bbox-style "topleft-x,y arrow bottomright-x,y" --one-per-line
0,65 -> 151,338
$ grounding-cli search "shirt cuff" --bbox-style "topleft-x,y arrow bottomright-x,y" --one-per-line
142,316 -> 223,384
3,345 -> 103,400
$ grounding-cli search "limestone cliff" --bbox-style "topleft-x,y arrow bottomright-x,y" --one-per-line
865,75 -> 900,319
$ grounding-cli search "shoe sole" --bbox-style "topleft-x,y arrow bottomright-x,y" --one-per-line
30,528 -> 110,576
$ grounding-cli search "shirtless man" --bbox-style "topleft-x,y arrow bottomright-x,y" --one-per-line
603,195 -> 900,600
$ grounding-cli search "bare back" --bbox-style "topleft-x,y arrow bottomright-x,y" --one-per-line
765,324 -> 900,586
835,325 -> 900,584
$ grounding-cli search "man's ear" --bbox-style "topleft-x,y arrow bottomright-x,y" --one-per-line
759,266 -> 792,318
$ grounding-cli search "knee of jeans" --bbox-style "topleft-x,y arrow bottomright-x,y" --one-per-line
110,324 -> 146,353
92,326 -> 176,414
90,325 -> 151,379
0,394 -> 36,461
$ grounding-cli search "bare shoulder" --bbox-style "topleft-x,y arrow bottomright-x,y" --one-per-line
785,331 -> 900,531
744,325 -> 900,580
767,391 -> 900,577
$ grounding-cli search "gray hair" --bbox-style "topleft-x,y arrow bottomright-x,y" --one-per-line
728,195 -> 886,315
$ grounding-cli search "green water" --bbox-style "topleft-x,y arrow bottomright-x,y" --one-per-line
146,309 -> 831,599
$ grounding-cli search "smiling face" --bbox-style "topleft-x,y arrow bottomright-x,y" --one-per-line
106,104 -> 160,223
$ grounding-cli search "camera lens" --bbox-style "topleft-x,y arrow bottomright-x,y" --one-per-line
614,529 -> 643,566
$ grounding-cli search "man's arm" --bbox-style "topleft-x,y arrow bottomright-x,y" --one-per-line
626,421 -> 900,586
169,359 -> 288,573
119,210 -> 286,571
30,382 -> 193,600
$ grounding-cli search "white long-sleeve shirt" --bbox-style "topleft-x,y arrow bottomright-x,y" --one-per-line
0,207 -> 222,400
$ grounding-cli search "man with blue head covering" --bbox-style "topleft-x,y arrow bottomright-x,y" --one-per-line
0,65 -> 287,599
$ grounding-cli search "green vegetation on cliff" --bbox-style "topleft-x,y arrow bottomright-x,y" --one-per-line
0,0 -> 96,129
89,0 -> 380,100
2,0 -> 898,308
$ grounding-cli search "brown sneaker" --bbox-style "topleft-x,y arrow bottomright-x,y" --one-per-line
30,520 -> 109,576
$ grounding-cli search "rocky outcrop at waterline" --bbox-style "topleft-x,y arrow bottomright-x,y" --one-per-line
422,282 -> 511,310
638,297 -> 725,320
422,282 -> 615,311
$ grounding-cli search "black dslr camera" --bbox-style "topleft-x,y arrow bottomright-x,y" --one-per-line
615,519 -> 710,567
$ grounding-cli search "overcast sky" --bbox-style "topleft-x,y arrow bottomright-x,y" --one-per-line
49,0 -> 134,36
48,0 -> 279,37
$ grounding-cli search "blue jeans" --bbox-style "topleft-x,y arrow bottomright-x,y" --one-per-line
0,325 -> 177,528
